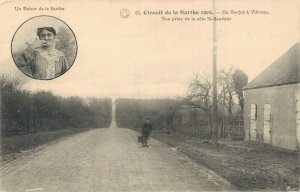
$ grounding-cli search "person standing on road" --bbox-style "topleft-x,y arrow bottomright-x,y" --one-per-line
142,117 -> 152,147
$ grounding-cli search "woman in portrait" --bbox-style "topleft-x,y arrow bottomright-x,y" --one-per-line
18,27 -> 68,79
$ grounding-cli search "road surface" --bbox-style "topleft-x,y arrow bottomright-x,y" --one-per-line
0,127 -> 235,192
1,103 -> 234,191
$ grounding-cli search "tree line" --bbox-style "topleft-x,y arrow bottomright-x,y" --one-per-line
115,67 -> 248,139
1,75 -> 112,137
115,98 -> 178,131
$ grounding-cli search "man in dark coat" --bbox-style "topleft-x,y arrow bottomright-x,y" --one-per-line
142,117 -> 152,147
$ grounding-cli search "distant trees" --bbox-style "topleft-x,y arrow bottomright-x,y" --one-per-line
114,67 -> 248,140
175,67 -> 248,139
86,97 -> 112,128
180,67 -> 248,116
115,98 -> 215,138
115,98 -> 179,131
1,75 -> 112,137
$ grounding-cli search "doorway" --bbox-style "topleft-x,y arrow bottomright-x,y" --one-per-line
263,104 -> 272,144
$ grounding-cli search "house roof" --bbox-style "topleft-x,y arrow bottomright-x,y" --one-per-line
243,43 -> 300,90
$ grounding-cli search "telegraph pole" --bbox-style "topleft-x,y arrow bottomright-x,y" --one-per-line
212,0 -> 218,143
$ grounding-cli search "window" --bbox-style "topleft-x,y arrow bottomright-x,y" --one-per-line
251,104 -> 257,120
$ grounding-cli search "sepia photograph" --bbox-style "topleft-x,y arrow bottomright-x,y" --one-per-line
0,0 -> 299,191
11,15 -> 77,80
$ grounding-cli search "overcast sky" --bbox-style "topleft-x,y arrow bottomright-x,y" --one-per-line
0,0 -> 299,99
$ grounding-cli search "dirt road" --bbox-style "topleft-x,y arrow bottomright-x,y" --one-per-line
1,124 -> 234,192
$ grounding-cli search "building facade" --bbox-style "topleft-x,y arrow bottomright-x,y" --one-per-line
243,43 -> 300,150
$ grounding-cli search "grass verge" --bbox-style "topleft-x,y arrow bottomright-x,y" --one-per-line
152,131 -> 299,191
1,128 -> 93,166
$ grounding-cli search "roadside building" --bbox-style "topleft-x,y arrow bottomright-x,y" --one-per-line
243,43 -> 300,150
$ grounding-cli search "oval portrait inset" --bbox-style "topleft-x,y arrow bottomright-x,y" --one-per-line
11,15 -> 77,80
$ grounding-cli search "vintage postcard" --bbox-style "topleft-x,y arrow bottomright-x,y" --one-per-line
0,0 -> 299,191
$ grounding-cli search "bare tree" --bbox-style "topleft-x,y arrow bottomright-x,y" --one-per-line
218,67 -> 235,116
179,74 -> 213,115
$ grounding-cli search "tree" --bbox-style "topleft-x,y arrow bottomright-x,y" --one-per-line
1,74 -> 28,135
180,74 -> 213,115
232,69 -> 248,111
1,74 -> 112,136
218,67 -> 235,116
